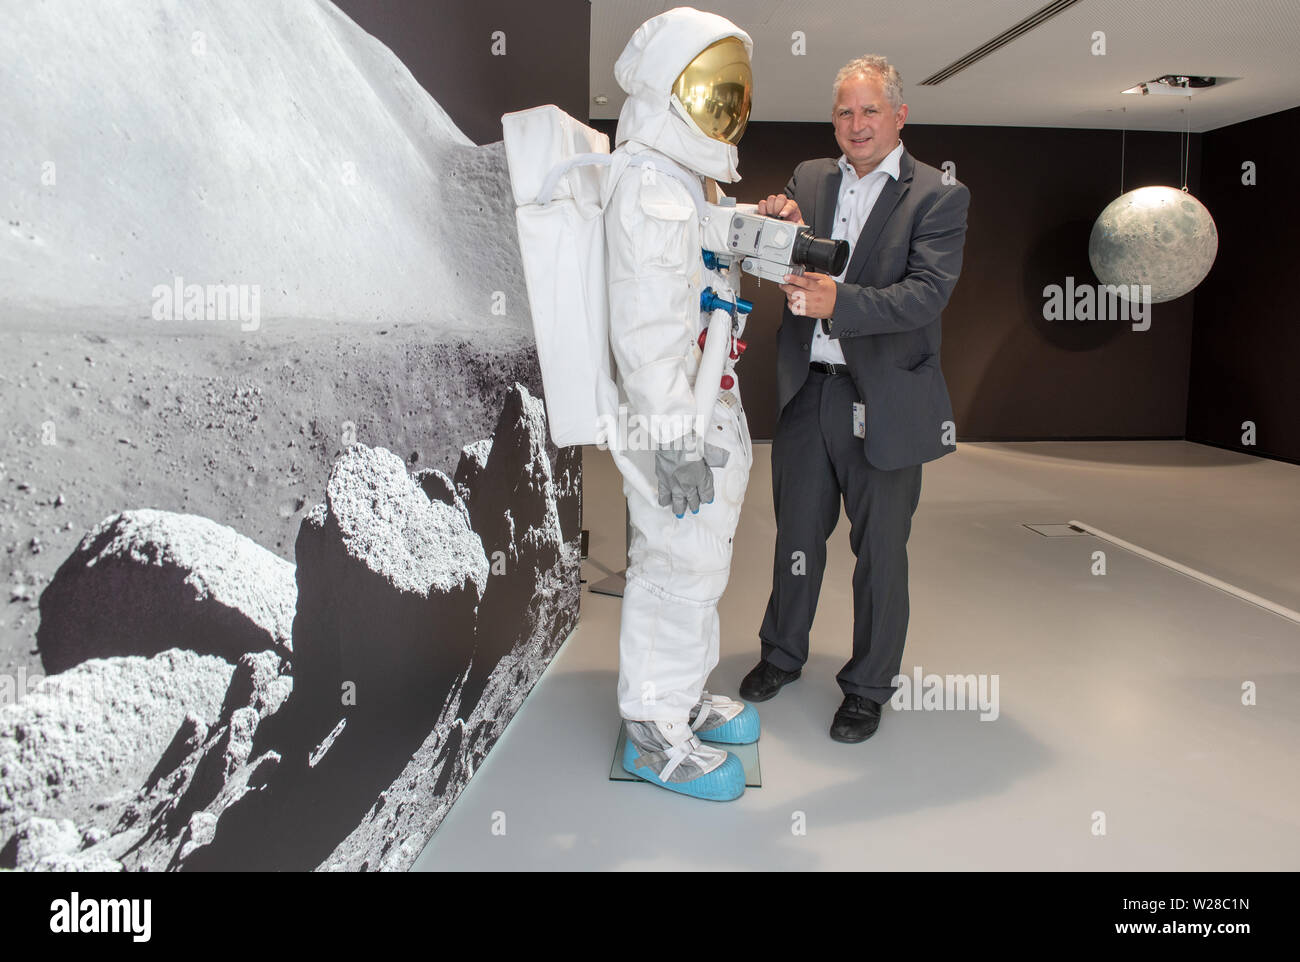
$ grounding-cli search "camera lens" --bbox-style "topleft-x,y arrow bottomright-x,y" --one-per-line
791,229 -> 849,275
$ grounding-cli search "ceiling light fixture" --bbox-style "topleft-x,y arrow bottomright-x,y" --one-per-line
1121,75 -> 1217,96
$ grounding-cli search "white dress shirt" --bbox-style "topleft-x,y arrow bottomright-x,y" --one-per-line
810,139 -> 905,365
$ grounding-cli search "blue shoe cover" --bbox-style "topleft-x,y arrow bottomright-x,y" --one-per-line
622,738 -> 745,801
696,702 -> 760,745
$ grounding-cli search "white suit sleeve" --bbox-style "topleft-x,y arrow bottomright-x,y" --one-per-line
605,169 -> 700,447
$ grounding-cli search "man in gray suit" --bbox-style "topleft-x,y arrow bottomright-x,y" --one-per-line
738,55 -> 969,742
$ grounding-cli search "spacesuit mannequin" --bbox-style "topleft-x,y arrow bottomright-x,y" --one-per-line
607,7 -> 758,801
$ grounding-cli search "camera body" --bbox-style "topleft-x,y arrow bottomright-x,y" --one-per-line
703,204 -> 849,283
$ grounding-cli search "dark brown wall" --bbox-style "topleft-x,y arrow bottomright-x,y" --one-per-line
332,0 -> 589,146
1187,105 -> 1300,464
597,118 -> 1201,441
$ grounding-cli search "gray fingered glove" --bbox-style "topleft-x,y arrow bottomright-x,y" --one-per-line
655,446 -> 715,517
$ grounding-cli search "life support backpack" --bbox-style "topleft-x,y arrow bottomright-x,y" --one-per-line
501,105 -> 733,504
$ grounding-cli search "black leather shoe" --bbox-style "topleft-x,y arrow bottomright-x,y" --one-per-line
738,659 -> 801,702
830,694 -> 882,743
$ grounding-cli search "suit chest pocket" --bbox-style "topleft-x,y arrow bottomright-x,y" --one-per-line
632,181 -> 697,273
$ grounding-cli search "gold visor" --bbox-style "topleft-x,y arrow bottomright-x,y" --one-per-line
672,37 -> 752,145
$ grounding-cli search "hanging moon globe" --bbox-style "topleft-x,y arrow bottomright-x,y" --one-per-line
1087,186 -> 1218,303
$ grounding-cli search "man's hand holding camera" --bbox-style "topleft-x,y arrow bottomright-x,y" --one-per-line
755,193 -> 836,319
757,193 -> 803,224
779,271 -> 836,319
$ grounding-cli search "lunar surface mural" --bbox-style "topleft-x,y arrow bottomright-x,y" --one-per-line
0,0 -> 581,871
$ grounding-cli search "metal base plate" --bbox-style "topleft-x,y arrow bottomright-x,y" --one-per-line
588,571 -> 627,597
1022,522 -> 1089,537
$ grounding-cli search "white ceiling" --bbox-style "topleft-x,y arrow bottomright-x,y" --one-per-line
590,0 -> 1300,131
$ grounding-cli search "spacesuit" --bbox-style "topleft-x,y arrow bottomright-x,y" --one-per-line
607,8 -> 758,801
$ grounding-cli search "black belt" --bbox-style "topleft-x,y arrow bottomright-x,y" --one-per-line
809,362 -> 851,375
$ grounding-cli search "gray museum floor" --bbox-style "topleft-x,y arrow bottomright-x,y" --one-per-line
414,440 -> 1300,871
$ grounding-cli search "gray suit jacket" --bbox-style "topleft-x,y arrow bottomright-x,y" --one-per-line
774,149 -> 970,470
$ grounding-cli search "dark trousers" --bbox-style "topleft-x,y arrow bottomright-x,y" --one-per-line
759,369 -> 923,704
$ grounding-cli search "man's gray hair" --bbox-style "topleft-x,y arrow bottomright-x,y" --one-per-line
833,56 -> 903,110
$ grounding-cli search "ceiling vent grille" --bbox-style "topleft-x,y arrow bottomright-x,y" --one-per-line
919,0 -> 1086,86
